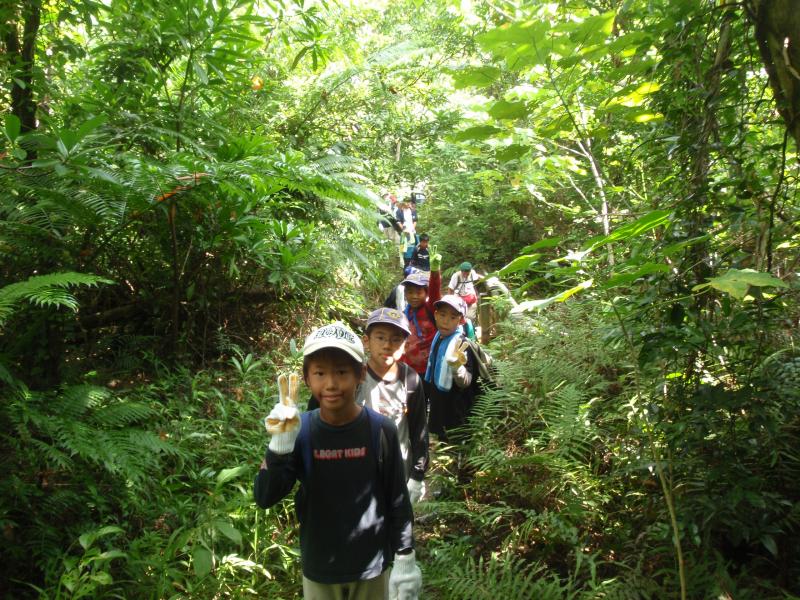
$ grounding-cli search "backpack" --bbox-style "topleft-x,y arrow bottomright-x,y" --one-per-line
296,406 -> 387,479
462,337 -> 497,384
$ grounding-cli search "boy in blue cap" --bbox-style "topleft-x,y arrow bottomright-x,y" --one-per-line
361,307 -> 429,502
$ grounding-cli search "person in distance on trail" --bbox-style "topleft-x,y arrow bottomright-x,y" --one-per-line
425,295 -> 480,443
408,234 -> 431,272
254,322 -> 422,600
305,310 -> 430,503
447,261 -> 481,321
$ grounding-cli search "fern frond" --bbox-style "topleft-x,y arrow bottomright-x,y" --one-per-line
429,552 -> 564,600
91,401 -> 157,427
0,272 -> 113,326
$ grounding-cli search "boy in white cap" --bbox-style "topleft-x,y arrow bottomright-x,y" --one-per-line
254,322 -> 422,600
306,310 -> 430,502
425,296 -> 480,442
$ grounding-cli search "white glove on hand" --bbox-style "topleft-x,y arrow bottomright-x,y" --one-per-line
264,373 -> 301,454
407,479 -> 425,503
446,338 -> 469,370
388,551 -> 422,600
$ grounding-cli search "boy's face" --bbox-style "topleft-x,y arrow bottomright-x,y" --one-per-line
404,284 -> 427,309
304,354 -> 364,414
434,304 -> 462,337
364,325 -> 407,369
419,239 -> 429,249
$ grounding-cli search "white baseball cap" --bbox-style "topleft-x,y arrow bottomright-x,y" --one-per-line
302,322 -> 365,364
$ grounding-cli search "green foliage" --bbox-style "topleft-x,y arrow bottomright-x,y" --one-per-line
0,272 -> 112,327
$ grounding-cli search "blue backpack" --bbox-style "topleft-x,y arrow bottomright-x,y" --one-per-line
296,406 -> 387,479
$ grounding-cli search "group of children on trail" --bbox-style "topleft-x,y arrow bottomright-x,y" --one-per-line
254,240 -> 489,599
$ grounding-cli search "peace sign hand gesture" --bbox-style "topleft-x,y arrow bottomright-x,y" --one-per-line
264,373 -> 301,454
446,338 -> 470,369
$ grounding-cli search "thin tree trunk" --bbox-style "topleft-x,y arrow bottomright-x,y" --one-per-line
2,0 -> 42,136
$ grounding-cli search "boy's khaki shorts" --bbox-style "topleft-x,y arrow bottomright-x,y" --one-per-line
302,570 -> 389,600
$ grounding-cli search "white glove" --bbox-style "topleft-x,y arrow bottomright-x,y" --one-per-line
446,338 -> 469,369
407,479 -> 425,503
264,373 -> 301,454
388,551 -> 422,600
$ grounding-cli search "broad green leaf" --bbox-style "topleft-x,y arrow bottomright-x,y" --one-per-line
511,279 -> 593,314
193,61 -> 209,85
605,82 -> 661,108
213,520 -> 242,545
761,535 -> 778,557
661,235 -> 710,257
59,129 -> 80,152
215,464 -> 248,486
586,210 -> 671,251
567,11 -> 616,45
77,115 -> 108,139
477,20 -> 550,53
450,125 -> 502,142
193,547 -> 213,578
602,263 -> 670,290
78,526 -> 124,550
496,144 -> 530,162
693,269 -> 789,299
520,238 -> 562,252
498,254 -> 541,276
488,100 -> 529,120
451,66 -> 502,89
4,114 -> 21,142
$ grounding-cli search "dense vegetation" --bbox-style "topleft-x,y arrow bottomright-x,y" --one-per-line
2,0 -> 800,598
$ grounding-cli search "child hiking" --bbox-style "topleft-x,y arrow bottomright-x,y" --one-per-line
305,310 -> 430,502
362,307 -> 429,502
391,250 -> 442,386
254,322 -> 422,600
426,295 -> 481,443
447,261 -> 481,321
408,234 -> 431,272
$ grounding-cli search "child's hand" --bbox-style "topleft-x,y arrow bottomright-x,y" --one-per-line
264,374 -> 301,454
446,338 -> 469,369
389,551 -> 422,600
429,245 -> 441,271
407,479 -> 425,503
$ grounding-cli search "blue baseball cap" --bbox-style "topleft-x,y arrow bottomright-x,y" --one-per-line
366,308 -> 411,336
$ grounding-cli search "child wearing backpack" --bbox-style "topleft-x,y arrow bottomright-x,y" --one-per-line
361,307 -> 429,502
426,295 -> 481,443
394,253 -> 442,384
254,322 -> 422,600
305,310 -> 430,502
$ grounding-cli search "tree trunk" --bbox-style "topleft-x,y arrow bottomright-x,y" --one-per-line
2,0 -> 42,134
748,0 -> 800,150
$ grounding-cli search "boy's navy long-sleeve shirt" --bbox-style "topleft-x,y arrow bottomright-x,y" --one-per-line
253,408 -> 414,584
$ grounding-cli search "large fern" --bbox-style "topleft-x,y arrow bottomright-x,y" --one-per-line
427,550 -> 566,600
0,272 -> 112,327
